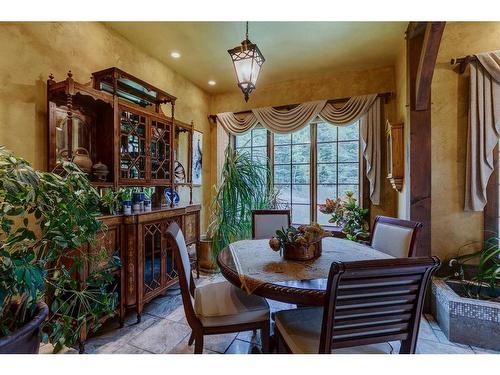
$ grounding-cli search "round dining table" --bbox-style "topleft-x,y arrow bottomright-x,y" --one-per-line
217,237 -> 392,306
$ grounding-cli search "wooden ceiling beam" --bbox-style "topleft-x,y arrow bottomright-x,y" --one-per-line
415,22 -> 446,111
407,22 -> 427,39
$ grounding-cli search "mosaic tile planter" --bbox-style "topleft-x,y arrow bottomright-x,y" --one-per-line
431,278 -> 500,351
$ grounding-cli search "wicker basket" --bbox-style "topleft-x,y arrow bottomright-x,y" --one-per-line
283,239 -> 322,261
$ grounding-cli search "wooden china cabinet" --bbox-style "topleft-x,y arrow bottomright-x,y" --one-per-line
46,68 -> 201,348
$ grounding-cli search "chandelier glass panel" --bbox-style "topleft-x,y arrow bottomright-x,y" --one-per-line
228,22 -> 265,102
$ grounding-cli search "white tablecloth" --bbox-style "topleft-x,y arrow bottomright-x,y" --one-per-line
228,237 -> 392,293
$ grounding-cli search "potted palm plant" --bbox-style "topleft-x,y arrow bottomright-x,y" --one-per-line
201,146 -> 272,271
0,146 -> 119,353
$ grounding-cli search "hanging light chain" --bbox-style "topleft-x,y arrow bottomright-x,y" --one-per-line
246,21 -> 249,41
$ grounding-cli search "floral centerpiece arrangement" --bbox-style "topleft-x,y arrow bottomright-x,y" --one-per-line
269,223 -> 332,261
318,191 -> 369,242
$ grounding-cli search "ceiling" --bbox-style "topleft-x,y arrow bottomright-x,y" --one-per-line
105,22 -> 407,95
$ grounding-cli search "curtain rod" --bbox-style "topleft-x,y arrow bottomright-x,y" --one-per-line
208,91 -> 393,123
450,55 -> 478,74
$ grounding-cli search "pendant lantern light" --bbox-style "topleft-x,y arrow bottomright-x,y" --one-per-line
227,22 -> 265,102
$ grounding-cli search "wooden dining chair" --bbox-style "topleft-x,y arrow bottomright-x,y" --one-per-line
370,216 -> 423,257
165,222 -> 271,354
274,256 -> 440,354
252,209 -> 291,239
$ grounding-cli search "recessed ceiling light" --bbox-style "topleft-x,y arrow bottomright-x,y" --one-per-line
170,51 -> 181,59
208,80 -> 216,86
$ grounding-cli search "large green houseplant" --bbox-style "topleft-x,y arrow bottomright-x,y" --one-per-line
0,146 -> 119,353
446,236 -> 500,300
205,146 -> 273,267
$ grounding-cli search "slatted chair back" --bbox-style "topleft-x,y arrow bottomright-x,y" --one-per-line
252,209 -> 291,239
319,257 -> 440,354
165,221 -> 201,330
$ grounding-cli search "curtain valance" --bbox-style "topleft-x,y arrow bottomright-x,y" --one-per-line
319,94 -> 378,125
253,100 -> 327,134
216,112 -> 258,135
465,50 -> 500,211
216,94 -> 382,205
216,94 -> 378,135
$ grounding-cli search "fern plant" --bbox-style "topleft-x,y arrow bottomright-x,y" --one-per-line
207,146 -> 272,260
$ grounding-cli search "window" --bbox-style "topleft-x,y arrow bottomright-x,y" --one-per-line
274,126 -> 311,224
234,121 -> 361,225
234,127 -> 268,166
316,122 -> 360,225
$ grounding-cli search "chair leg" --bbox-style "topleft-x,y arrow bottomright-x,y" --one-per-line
261,321 -> 270,354
399,338 -> 417,354
188,332 -> 195,346
275,328 -> 283,354
194,333 -> 204,354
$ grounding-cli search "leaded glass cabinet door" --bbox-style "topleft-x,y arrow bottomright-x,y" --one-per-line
143,222 -> 164,297
164,217 -> 182,284
120,109 -> 148,182
150,116 -> 172,185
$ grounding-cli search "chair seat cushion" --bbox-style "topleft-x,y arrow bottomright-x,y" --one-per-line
194,281 -> 269,327
275,307 -> 396,354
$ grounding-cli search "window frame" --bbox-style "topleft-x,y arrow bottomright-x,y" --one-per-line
313,121 -> 363,226
233,122 -> 368,226
272,126 -> 312,225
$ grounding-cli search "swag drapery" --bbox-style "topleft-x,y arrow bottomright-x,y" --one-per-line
465,50 -> 500,211
216,94 -> 382,205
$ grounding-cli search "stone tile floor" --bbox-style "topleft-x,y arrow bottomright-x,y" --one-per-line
40,273 -> 499,355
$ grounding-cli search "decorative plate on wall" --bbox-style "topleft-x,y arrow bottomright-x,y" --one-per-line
174,161 -> 186,183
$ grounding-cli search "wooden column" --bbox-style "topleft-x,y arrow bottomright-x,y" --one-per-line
407,22 -> 445,257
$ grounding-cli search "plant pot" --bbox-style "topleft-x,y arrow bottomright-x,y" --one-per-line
0,301 -> 49,354
431,278 -> 500,351
283,240 -> 322,261
198,238 -> 218,273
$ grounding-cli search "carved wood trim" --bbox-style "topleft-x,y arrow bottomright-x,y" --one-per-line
386,121 -> 405,191
415,22 -> 446,111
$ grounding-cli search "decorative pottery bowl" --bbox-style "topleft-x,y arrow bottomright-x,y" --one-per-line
283,240 -> 322,261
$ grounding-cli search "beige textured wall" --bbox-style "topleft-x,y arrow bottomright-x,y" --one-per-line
210,66 -> 400,223
431,22 -> 500,260
0,22 -> 213,232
